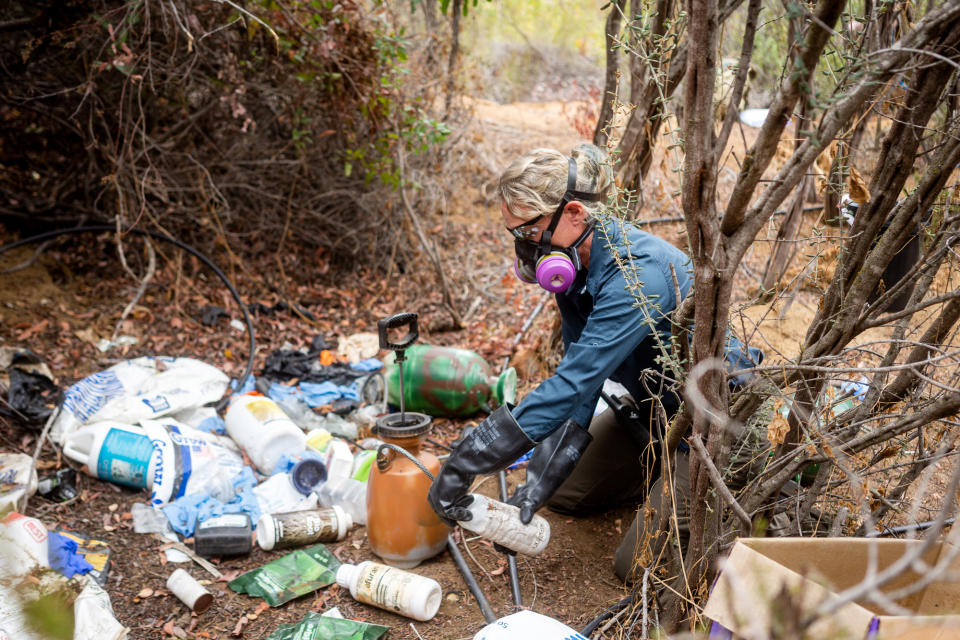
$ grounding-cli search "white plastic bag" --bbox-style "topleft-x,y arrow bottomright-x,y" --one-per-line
51,356 -> 229,444
73,575 -> 128,640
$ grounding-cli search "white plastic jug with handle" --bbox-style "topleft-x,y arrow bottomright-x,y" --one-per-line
63,421 -> 158,489
225,392 -> 306,474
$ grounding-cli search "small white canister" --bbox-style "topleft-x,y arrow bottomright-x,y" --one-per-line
166,569 -> 214,613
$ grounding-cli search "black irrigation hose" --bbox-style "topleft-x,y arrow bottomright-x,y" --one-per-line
866,517 -> 955,538
580,593 -> 634,637
0,226 -> 257,399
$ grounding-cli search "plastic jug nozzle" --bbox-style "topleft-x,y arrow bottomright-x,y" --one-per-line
378,312 -> 419,425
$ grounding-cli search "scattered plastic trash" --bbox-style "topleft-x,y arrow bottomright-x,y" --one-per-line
457,494 -> 550,557
63,421 -> 156,489
167,568 -> 214,613
3,361 -> 60,427
0,453 -> 38,514
315,477 -> 368,526
473,611 -> 588,639
0,512 -> 49,575
840,375 -> 870,402
739,108 -> 770,128
47,531 -> 94,578
96,335 -> 138,353
253,472 -> 318,517
265,611 -> 389,640
307,431 -> 354,483
351,405 -> 383,429
273,390 -> 335,432
143,418 -> 245,506
336,332 -> 381,364
51,356 -> 230,444
351,449 -> 376,482
162,468 -> 264,539
131,502 -> 169,533
54,529 -> 112,586
290,457 -> 327,494
0,572 -> 128,640
228,544 -> 340,606
225,392 -> 307,474
63,418 -> 245,506
384,344 -> 516,418
336,560 -> 442,622
257,506 -> 352,551
193,513 -> 253,557
37,468 -> 78,503
73,575 -> 128,640
171,405 -> 226,435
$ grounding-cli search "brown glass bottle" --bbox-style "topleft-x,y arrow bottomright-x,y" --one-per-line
366,413 -> 448,569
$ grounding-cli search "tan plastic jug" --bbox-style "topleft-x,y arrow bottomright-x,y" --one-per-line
366,413 -> 448,569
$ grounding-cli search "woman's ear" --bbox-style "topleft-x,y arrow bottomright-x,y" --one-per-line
563,200 -> 589,225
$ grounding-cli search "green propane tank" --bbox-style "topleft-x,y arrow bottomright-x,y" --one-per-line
384,345 -> 516,418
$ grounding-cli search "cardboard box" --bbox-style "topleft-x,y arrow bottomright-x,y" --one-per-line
703,538 -> 960,639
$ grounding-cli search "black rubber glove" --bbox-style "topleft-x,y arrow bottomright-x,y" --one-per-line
508,418 -> 592,524
427,405 -> 535,526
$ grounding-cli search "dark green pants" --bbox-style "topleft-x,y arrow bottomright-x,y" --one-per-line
546,405 -> 691,583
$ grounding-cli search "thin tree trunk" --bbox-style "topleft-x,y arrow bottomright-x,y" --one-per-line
594,0 -> 627,147
443,0 -> 461,120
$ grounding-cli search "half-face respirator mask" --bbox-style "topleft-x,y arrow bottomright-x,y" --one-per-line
510,157 -> 600,293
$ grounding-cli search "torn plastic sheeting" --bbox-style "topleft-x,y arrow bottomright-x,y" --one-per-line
265,612 -> 389,640
0,568 -> 127,640
0,348 -> 59,427
6,367 -> 60,426
51,356 -> 230,444
73,575 -> 128,640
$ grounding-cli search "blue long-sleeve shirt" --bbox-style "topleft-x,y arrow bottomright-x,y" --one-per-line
512,220 -> 694,441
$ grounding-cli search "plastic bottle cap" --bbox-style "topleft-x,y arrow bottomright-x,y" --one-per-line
331,505 -> 352,539
335,563 -> 357,589
291,458 -> 327,495
255,513 -> 275,550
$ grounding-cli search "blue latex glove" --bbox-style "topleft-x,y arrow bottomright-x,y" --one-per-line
47,532 -> 94,578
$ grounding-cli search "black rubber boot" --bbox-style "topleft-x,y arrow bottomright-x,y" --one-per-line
509,419 -> 592,524
427,405 -> 535,524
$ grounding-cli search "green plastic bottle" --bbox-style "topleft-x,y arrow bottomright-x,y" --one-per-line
384,345 -> 516,418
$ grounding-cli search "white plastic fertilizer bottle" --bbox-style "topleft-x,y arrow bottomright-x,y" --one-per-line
62,421 -> 157,489
457,494 -> 550,557
224,392 -> 306,474
335,560 -> 442,621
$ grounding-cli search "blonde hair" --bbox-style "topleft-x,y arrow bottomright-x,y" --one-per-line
497,144 -> 613,221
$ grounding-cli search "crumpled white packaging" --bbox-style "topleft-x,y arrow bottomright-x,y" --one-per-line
50,356 -> 229,444
0,454 -> 38,516
73,575 -> 128,640
140,418 -> 244,507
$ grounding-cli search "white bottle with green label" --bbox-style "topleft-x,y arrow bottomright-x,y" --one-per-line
335,561 -> 442,621
63,421 -> 157,489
